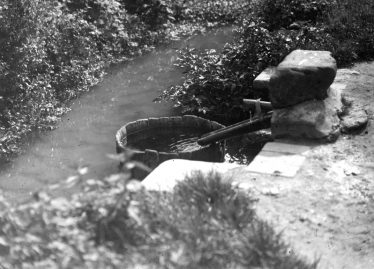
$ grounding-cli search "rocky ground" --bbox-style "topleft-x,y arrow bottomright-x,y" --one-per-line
231,62 -> 374,269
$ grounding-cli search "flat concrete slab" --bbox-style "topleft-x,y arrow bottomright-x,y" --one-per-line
142,159 -> 241,191
244,141 -> 312,177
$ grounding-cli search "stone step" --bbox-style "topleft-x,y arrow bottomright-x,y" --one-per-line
244,141 -> 312,178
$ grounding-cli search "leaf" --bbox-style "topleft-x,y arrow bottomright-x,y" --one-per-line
127,201 -> 142,225
52,216 -> 77,227
106,173 -> 130,183
107,153 -> 126,162
125,161 -> 151,173
126,180 -> 143,192
66,176 -> 79,184
78,166 -> 89,175
0,237 -> 8,246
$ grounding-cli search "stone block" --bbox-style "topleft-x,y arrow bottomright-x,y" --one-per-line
271,86 -> 342,142
269,50 -> 337,108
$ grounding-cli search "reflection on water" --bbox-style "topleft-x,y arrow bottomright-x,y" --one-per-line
225,130 -> 273,165
128,129 -> 203,153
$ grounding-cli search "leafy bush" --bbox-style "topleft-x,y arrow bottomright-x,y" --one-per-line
120,0 -> 174,29
0,0 -> 120,159
176,0 -> 253,25
158,19 -> 339,123
326,0 -> 374,61
255,0 -> 334,30
255,0 -> 374,61
0,168 -> 317,268
160,0 -> 374,123
157,47 -> 252,123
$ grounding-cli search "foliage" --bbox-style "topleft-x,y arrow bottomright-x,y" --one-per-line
121,0 -> 174,29
0,164 -> 317,268
159,19 -> 338,123
325,0 -> 374,61
255,0 -> 374,62
0,0 -> 83,158
159,0 -> 374,124
174,0 -> 253,26
255,0 -> 333,30
157,47 -> 253,123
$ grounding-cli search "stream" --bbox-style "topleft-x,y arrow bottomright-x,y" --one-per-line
0,27 -> 238,203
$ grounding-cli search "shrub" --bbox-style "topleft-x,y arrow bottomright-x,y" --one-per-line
255,0 -> 334,30
0,0 -> 168,161
158,19 -> 339,123
159,0 -> 374,122
326,0 -> 374,61
0,169 -> 318,268
157,46 -> 253,123
255,0 -> 374,62
0,0 -> 109,158
120,0 -> 175,29
178,0 -> 253,25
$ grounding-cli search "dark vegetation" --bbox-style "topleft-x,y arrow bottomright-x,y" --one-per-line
159,0 -> 374,123
0,168 -> 317,268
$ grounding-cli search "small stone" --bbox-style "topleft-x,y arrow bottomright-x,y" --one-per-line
340,107 -> 368,133
269,50 -> 337,108
262,187 -> 280,197
343,163 -> 361,176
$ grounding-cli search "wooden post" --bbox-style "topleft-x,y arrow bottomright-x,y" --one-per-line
243,99 -> 273,110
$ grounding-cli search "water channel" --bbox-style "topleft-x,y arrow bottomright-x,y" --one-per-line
0,27 -> 243,203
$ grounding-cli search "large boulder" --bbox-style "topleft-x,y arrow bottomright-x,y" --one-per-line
271,84 -> 344,142
269,50 -> 337,109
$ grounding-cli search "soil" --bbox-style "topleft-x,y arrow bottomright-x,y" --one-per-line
231,62 -> 374,269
